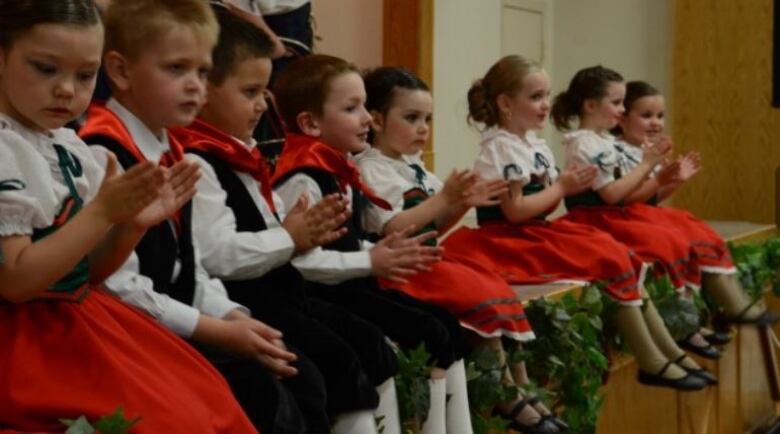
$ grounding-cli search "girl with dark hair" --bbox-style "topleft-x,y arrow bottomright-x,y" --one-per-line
556,68 -> 771,364
442,56 -> 711,393
614,81 -> 774,333
357,66 -> 566,434
0,0 -> 255,432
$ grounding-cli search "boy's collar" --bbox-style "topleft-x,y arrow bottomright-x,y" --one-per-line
106,98 -> 170,160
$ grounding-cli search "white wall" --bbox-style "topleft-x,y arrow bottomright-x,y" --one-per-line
311,0 -> 384,68
432,0 -> 670,172
432,0 -> 504,180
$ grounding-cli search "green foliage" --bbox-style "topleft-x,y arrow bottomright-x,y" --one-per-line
465,286 -> 609,434
61,407 -> 140,434
395,344 -> 433,432
465,346 -> 516,434
644,274 -> 701,341
729,237 -> 780,301
520,285 -> 608,434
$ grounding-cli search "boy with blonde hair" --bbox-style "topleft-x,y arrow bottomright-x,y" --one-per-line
81,1 -> 339,432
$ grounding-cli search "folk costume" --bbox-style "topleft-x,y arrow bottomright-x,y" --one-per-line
356,146 -> 535,341
173,118 -> 399,423
442,128 -> 646,305
0,113 -> 255,433
79,100 -> 313,434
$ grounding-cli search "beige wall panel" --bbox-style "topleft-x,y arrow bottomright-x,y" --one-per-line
672,0 -> 779,222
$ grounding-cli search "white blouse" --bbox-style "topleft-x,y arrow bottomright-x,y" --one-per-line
473,128 -> 559,187
0,113 -> 105,237
562,129 -> 620,190
355,147 -> 442,235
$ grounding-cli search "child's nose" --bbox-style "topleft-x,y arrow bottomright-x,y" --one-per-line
54,78 -> 75,99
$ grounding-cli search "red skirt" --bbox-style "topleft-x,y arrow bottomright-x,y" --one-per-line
441,220 -> 645,305
380,255 -> 535,342
0,288 -> 256,434
640,206 -> 735,274
563,203 -> 700,289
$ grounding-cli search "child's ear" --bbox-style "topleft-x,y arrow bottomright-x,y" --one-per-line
103,50 -> 131,92
583,98 -> 598,115
297,112 -> 321,137
496,93 -> 512,116
369,110 -> 384,132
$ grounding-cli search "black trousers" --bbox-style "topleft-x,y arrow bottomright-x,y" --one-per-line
307,278 -> 469,369
250,297 -> 398,417
196,344 -> 327,434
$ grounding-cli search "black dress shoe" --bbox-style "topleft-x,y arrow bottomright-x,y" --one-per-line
637,361 -> 708,391
680,339 -> 721,359
725,306 -> 780,326
543,415 -> 570,432
684,367 -> 718,385
495,400 -> 561,434
703,331 -> 731,346
525,396 -> 569,432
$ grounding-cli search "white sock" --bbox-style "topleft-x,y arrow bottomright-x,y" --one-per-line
421,378 -> 446,434
332,410 -> 378,434
374,378 -> 401,434
445,359 -> 474,434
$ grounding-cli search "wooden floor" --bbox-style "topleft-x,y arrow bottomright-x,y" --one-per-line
508,220 -> 779,434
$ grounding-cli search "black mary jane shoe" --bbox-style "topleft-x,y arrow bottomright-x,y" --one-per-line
702,330 -> 731,346
675,355 -> 718,386
525,396 -> 569,432
679,335 -> 721,360
495,399 -> 561,434
724,304 -> 780,327
637,361 -> 708,391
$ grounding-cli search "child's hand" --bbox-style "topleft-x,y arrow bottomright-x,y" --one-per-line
441,169 -> 478,204
370,226 -> 442,283
642,136 -> 673,166
220,317 -> 298,378
656,159 -> 682,186
677,151 -> 701,182
556,164 -> 598,195
131,160 -> 201,229
462,178 -> 509,208
283,193 -> 350,252
93,153 -> 166,224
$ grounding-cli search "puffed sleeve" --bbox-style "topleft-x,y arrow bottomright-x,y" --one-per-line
474,132 -> 534,186
0,131 -> 56,236
357,157 -> 407,235
563,131 -> 618,190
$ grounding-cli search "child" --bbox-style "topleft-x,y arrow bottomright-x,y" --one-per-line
441,55 -> 712,392
554,69 -> 775,357
79,1 -> 323,433
357,66 -> 565,434
0,0 -> 254,432
172,6 -> 399,434
614,80 -> 773,328
272,54 -> 472,434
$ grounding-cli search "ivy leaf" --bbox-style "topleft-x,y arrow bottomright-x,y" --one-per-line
62,416 -> 95,434
93,407 -> 141,434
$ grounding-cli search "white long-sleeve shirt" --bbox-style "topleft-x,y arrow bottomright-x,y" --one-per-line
95,99 -> 247,337
274,173 -> 374,285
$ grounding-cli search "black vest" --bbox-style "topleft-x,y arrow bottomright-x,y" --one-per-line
86,136 -> 196,305
188,150 -> 305,307
275,168 -> 367,253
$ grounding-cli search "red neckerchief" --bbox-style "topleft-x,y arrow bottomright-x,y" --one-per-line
271,134 -> 391,210
172,118 -> 276,213
79,102 -> 185,231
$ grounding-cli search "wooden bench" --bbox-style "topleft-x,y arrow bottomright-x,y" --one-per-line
508,220 -> 778,434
